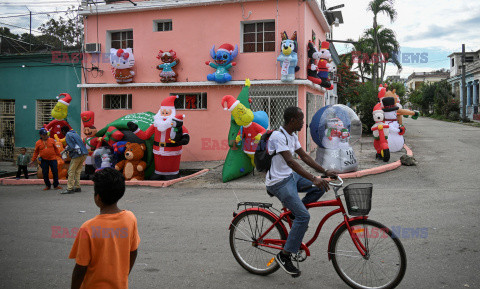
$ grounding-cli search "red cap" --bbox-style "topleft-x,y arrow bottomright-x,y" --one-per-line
57,93 -> 72,106
161,95 -> 178,109
221,95 -> 240,111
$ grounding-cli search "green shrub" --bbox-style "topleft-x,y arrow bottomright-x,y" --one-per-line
448,111 -> 460,121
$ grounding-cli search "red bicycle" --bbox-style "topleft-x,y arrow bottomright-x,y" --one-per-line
229,176 -> 406,289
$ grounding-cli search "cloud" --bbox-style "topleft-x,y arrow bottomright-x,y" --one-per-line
403,24 -> 463,42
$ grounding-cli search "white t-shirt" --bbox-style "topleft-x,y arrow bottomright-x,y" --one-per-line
265,126 -> 302,187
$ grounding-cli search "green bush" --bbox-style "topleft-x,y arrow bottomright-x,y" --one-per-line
448,111 -> 460,121
356,82 -> 378,134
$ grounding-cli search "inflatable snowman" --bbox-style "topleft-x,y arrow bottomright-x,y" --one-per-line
310,104 -> 361,173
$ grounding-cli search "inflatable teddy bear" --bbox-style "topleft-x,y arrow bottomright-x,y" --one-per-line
115,142 -> 147,181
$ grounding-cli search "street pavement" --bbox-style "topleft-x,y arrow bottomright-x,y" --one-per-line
0,117 -> 479,289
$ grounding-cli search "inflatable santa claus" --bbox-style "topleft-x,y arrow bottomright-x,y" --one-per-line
127,95 -> 190,180
81,111 -> 100,179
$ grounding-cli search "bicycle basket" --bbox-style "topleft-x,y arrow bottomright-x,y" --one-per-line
343,183 -> 373,216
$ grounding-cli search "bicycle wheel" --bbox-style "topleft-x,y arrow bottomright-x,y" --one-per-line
330,219 -> 406,289
229,210 -> 287,275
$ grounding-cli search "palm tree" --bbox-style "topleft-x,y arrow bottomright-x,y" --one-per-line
347,36 -> 374,83
367,0 -> 397,88
364,26 -> 401,80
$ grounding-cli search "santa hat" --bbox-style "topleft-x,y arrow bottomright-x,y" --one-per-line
378,84 -> 387,100
81,111 -> 95,127
173,114 -> 185,121
161,95 -> 178,109
221,95 -> 240,111
57,93 -> 72,106
373,102 -> 382,112
217,43 -> 234,53
320,41 -> 330,50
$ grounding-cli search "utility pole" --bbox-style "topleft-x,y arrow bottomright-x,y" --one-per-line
29,11 -> 32,52
461,44 -> 466,120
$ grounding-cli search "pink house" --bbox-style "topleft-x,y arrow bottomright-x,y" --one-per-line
79,0 -> 333,162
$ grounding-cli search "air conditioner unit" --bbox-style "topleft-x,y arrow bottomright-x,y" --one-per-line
85,43 -> 101,53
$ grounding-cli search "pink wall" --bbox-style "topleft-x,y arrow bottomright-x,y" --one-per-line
81,0 -> 329,162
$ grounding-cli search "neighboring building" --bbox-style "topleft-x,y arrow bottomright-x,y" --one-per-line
405,70 -> 449,92
447,49 -> 480,120
0,53 -> 81,161
386,75 -> 406,84
78,0 -> 337,160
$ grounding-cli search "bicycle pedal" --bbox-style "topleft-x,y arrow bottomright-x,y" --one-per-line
291,272 -> 301,278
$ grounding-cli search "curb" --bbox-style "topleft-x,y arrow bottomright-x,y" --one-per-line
338,144 -> 413,179
0,169 -> 209,188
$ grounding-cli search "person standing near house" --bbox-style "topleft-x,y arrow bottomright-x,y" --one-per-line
267,107 -> 336,276
16,147 -> 30,179
60,126 -> 88,194
29,128 -> 62,190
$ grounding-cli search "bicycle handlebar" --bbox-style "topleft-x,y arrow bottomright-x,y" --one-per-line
299,175 -> 343,192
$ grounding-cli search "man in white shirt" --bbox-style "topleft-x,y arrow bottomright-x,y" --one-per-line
268,107 -> 336,276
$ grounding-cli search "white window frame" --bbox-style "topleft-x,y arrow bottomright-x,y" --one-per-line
240,20 -> 275,53
153,19 -> 173,32
35,100 -> 57,129
102,94 -> 132,110
170,92 -> 207,110
106,29 -> 133,51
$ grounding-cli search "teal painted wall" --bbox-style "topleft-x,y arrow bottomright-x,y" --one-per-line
0,53 -> 81,148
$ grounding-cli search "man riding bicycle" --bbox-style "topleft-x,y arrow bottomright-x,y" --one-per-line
267,106 -> 336,276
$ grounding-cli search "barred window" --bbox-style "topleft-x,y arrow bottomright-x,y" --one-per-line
154,20 -> 172,32
36,100 -> 57,129
249,85 -> 298,130
242,21 -> 275,53
171,93 -> 207,110
103,94 -> 132,110
110,30 -> 133,50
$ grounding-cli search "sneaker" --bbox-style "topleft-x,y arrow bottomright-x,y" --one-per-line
60,189 -> 75,194
74,188 -> 81,192
54,186 -> 63,190
42,187 -> 51,191
275,252 -> 301,275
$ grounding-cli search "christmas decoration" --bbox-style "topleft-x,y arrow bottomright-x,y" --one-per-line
157,50 -> 179,83
44,93 -> 72,139
127,95 -> 190,180
277,31 -> 299,82
307,41 -> 322,85
206,43 -> 238,83
316,41 -> 334,90
110,48 -> 135,84
310,104 -> 361,173
115,142 -> 147,181
371,108 -> 390,162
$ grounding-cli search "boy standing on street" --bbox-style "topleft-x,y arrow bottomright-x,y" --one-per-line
69,168 -> 140,289
29,128 -> 62,190
16,147 -> 30,179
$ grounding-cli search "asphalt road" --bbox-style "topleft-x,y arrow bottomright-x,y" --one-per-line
0,117 -> 479,289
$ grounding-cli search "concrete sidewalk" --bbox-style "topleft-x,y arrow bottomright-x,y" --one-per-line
0,135 -> 412,188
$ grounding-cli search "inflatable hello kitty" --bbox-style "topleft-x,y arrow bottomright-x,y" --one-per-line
110,48 -> 135,84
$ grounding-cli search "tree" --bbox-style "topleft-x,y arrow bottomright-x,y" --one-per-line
367,0 -> 397,88
39,7 -> 83,50
364,25 -> 401,80
337,63 -> 361,105
356,82 -> 379,133
434,80 -> 453,116
386,81 -> 406,104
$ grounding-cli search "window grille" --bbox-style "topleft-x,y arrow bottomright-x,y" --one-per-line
103,94 -> 132,110
171,93 -> 207,110
111,30 -> 133,50
242,21 -> 275,53
36,100 -> 56,129
154,20 -> 172,32
0,100 -> 15,160
249,85 -> 298,129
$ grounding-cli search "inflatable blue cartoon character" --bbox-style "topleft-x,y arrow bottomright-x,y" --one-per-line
205,43 -> 238,83
277,31 -> 299,82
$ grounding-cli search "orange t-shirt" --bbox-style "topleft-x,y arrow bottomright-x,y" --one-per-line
32,138 -> 60,161
69,210 -> 140,289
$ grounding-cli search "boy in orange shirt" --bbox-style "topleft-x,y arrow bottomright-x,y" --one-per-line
69,168 -> 140,289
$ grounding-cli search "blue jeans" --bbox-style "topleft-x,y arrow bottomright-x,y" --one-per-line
40,159 -> 59,188
266,172 -> 325,253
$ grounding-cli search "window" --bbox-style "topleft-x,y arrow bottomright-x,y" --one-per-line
171,93 -> 207,110
36,100 -> 57,129
154,20 -> 172,32
249,86 -> 298,130
110,30 -> 133,50
103,94 -> 132,110
242,21 -> 275,53
451,58 -> 454,67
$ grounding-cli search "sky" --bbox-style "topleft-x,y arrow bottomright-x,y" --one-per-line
326,0 -> 480,78
1,0 -> 480,78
